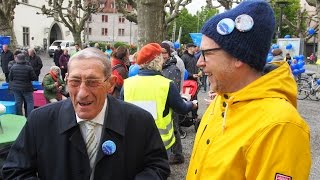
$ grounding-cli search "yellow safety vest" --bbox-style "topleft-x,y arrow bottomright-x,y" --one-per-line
124,75 -> 175,150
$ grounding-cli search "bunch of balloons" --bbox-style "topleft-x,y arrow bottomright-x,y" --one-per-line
290,55 -> 305,76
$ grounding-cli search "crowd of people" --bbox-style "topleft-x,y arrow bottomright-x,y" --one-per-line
1,1 -> 312,179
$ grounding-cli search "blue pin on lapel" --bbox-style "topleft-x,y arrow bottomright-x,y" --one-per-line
102,140 -> 116,155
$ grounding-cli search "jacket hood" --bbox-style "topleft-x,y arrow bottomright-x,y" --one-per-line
226,61 -> 297,108
162,57 -> 177,69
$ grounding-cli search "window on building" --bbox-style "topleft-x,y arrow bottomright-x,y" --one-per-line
102,28 -> 108,36
102,15 -> 108,22
22,27 -> 30,47
85,28 -> 92,35
111,2 -> 115,8
21,0 -> 28,3
119,16 -> 125,23
118,29 -> 125,36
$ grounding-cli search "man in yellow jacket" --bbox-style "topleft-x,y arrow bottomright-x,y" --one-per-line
187,1 -> 311,180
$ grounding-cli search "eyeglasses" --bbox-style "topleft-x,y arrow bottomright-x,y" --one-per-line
201,48 -> 222,62
67,78 -> 107,88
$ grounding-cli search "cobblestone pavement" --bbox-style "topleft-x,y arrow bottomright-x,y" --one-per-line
5,54 -> 320,179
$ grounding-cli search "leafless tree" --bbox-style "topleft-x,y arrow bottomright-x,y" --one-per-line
41,0 -> 104,45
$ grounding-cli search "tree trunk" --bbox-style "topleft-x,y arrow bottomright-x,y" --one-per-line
137,0 -> 165,48
72,31 -> 82,46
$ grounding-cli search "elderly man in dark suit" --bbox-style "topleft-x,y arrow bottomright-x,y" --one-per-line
2,48 -> 170,180
1,44 -> 14,82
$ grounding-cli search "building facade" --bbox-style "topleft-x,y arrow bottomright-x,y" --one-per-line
14,0 -> 73,49
13,0 -> 137,50
86,0 -> 138,45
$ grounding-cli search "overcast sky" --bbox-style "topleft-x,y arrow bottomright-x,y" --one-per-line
186,0 -> 207,15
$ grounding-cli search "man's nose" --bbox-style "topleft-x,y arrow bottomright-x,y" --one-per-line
197,55 -> 205,67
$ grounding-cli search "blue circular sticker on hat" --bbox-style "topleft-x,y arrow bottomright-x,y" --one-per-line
235,14 -> 254,32
216,18 -> 235,35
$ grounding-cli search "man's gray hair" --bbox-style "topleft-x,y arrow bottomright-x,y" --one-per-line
68,47 -> 111,77
50,66 -> 61,72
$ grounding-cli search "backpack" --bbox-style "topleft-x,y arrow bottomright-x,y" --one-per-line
112,64 -> 125,89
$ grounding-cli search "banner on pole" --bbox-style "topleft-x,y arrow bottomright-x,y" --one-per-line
189,33 -> 202,47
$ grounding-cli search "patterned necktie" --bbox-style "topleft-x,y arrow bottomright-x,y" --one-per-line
84,121 -> 98,169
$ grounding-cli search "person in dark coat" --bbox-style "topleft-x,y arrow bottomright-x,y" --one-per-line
8,53 -> 37,117
181,43 -> 199,81
181,43 -> 199,120
59,49 -> 70,80
53,45 -> 63,67
160,43 -> 185,165
1,44 -> 14,82
2,47 -> 170,180
27,48 -> 43,81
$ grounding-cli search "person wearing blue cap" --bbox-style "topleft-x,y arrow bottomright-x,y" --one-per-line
2,48 -> 170,179
187,1 -> 311,179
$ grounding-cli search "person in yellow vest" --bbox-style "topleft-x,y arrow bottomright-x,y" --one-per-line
187,1 -> 311,180
121,43 -> 197,152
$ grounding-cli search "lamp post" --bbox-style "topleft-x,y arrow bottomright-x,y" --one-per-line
276,1 -> 289,39
113,0 -> 116,44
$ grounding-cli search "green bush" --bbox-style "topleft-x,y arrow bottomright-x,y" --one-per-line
88,41 -> 137,54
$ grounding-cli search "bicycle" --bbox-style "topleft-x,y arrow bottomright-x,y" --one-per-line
297,72 -> 320,101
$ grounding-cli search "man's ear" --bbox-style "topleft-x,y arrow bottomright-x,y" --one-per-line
107,75 -> 117,94
234,59 -> 245,68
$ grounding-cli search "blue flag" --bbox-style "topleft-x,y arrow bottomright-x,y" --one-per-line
189,33 -> 202,47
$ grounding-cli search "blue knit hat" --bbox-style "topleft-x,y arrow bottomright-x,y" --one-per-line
201,0 -> 275,72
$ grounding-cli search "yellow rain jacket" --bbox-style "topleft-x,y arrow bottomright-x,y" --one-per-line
187,62 -> 311,180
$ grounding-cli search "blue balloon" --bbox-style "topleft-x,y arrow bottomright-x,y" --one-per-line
286,44 -> 292,50
284,35 -> 291,38
174,42 -> 180,49
184,69 -> 189,80
299,55 -> 304,60
267,52 -> 273,57
308,28 -> 315,35
299,68 -> 305,74
271,44 -> 279,49
297,61 -> 304,68
292,69 -> 300,76
291,63 -> 299,70
317,79 -> 320,85
128,64 -> 140,77
266,56 -> 273,63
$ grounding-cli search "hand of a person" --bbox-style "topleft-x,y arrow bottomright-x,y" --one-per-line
191,100 -> 198,109
193,74 -> 199,79
58,86 -> 63,91
54,82 -> 59,87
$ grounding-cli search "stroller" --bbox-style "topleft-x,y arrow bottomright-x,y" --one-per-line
178,80 -> 201,138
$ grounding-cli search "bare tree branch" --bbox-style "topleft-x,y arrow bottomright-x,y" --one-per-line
40,0 -> 103,44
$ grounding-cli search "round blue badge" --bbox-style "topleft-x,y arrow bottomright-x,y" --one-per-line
102,140 -> 116,155
216,18 -> 235,35
235,14 -> 254,32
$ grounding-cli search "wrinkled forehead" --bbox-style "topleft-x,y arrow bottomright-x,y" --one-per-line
68,58 -> 105,77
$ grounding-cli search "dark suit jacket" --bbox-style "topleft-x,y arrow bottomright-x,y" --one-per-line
2,96 -> 170,180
